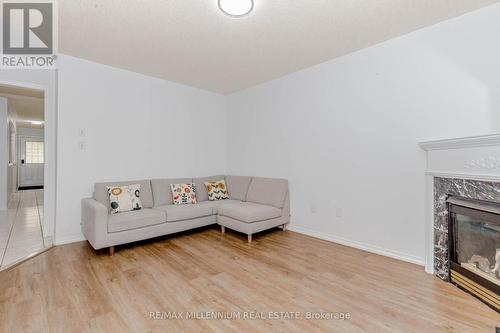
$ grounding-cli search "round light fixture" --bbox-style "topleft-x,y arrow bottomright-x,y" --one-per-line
218,0 -> 253,17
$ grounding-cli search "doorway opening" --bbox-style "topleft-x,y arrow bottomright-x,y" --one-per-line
0,84 -> 51,269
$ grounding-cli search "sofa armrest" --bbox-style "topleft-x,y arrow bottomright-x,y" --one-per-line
81,198 -> 109,249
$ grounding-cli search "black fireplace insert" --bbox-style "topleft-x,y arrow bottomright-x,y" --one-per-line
447,196 -> 500,312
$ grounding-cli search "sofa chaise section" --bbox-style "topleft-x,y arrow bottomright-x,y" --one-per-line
217,177 -> 290,243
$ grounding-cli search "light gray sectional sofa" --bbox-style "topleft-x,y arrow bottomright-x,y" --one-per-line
81,175 -> 289,255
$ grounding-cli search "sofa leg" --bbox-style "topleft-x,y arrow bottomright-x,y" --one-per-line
221,225 -> 225,233
247,234 -> 252,243
282,224 -> 287,232
109,246 -> 115,256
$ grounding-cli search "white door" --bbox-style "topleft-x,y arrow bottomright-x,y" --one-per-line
18,137 -> 44,187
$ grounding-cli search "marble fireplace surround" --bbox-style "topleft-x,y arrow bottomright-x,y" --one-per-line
432,178 -> 500,280
420,134 -> 500,279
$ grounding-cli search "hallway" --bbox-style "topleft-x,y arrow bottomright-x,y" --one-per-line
0,190 -> 48,269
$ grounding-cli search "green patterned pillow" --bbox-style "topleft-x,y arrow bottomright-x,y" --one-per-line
205,180 -> 229,201
107,184 -> 143,214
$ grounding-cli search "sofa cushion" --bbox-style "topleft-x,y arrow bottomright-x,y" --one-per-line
151,178 -> 192,206
155,203 -> 214,222
108,209 -> 166,233
218,201 -> 282,223
246,177 -> 288,208
225,175 -> 252,201
193,175 -> 225,202
107,184 -> 143,214
95,179 -> 153,211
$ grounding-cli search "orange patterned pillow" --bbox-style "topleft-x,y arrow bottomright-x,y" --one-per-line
205,180 -> 229,201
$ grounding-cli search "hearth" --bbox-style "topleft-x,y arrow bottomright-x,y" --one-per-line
447,196 -> 500,312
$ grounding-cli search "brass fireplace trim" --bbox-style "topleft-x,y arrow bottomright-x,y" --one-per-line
451,269 -> 500,312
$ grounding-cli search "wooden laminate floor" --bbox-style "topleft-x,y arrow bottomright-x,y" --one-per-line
0,227 -> 498,332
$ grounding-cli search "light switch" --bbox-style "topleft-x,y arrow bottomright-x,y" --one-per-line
78,128 -> 86,137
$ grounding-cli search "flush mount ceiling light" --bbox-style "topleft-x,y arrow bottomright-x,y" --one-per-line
218,0 -> 253,17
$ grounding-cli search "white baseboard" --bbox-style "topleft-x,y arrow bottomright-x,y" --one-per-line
51,226 -> 425,267
287,225 -> 425,266
54,233 -> 86,246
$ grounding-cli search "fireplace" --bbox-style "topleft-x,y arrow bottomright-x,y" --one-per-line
447,196 -> 500,311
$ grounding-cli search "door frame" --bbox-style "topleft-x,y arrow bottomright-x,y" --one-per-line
0,77 -> 57,242
18,135 -> 45,187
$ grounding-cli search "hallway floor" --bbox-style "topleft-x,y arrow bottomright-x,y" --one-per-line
0,190 -> 49,269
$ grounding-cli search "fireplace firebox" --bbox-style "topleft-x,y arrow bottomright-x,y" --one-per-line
447,196 -> 500,312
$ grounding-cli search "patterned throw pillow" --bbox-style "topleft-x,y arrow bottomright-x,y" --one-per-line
170,183 -> 197,205
107,184 -> 143,214
205,180 -> 229,201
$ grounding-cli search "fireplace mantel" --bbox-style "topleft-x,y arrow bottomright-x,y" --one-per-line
419,133 -> 500,151
420,134 -> 500,183
419,134 -> 500,274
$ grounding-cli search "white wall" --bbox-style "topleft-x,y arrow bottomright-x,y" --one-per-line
56,55 -> 227,243
0,98 -> 7,210
226,4 -> 500,264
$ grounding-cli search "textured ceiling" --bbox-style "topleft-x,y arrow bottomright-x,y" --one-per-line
59,0 -> 499,94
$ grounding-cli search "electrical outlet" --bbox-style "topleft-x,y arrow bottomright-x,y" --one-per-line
336,207 -> 343,218
78,141 -> 86,151
310,204 -> 317,214
78,128 -> 86,137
